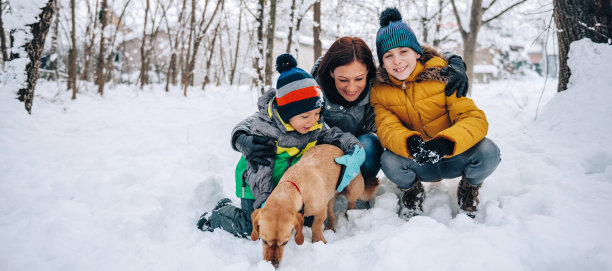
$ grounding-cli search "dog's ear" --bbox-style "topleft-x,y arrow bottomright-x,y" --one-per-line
250,209 -> 261,241
293,212 -> 304,245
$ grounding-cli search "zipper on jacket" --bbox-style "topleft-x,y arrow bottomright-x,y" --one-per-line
402,80 -> 406,90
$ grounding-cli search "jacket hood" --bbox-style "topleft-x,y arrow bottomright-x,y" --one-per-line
376,45 -> 450,86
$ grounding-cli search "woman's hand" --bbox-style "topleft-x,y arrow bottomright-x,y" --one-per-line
441,56 -> 469,98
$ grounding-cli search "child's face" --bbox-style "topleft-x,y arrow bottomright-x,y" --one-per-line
382,47 -> 420,81
288,108 -> 322,134
330,60 -> 368,102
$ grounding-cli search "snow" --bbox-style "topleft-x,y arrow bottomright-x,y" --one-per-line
1,39 -> 612,270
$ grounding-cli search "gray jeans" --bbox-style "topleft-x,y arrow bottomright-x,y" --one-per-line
381,138 -> 501,189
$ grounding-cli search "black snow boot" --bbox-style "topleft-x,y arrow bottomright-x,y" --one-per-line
400,180 -> 424,219
457,176 -> 482,218
197,198 -> 232,231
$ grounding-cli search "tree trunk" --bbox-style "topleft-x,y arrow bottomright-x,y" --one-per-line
202,24 -> 219,91
140,0 -> 150,89
97,0 -> 108,96
432,0 -> 443,48
286,0 -> 297,53
183,0 -> 195,96
80,0 -> 98,81
553,0 -> 612,92
69,0 -> 77,99
0,0 -> 9,64
264,0 -> 277,88
313,0 -> 322,62
254,0 -> 265,94
16,0 -> 56,114
229,1 -> 242,85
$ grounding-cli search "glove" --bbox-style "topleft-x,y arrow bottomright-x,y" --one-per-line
334,145 -> 366,192
407,135 -> 423,157
416,138 -> 454,164
441,56 -> 469,98
235,133 -> 276,172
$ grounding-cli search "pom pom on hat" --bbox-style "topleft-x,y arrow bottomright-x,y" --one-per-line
276,54 -> 298,73
274,54 -> 324,122
379,7 -> 402,27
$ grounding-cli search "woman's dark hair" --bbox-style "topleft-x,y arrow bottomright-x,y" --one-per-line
315,37 -> 376,103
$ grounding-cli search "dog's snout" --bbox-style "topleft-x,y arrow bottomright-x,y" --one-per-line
271,260 -> 280,268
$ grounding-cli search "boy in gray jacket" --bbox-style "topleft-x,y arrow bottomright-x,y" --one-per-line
197,54 -> 365,238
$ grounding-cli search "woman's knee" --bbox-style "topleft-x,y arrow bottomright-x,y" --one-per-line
358,133 -> 383,156
358,134 -> 383,177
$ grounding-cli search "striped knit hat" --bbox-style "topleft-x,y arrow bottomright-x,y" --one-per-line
275,54 -> 324,122
376,7 -> 422,64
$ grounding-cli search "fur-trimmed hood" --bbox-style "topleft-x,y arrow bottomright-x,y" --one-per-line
376,45 -> 450,86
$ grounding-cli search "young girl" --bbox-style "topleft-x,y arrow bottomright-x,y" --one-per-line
370,8 -> 501,218
197,54 -> 365,237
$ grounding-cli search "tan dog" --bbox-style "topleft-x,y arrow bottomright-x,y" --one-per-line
250,144 -> 379,268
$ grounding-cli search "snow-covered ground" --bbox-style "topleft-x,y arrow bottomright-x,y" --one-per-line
1,39 -> 611,270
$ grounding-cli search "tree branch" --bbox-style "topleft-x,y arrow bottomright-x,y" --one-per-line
450,0 -> 467,36
483,0 -> 527,25
484,0 -> 498,12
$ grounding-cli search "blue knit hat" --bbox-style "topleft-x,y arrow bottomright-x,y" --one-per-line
275,54 -> 324,122
376,7 -> 422,64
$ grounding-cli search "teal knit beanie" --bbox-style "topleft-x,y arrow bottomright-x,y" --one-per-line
376,7 -> 422,64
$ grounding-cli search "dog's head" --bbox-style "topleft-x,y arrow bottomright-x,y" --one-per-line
251,208 -> 304,268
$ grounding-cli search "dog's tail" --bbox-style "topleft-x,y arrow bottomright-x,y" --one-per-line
359,177 -> 380,201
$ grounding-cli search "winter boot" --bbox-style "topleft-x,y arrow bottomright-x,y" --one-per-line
197,198 -> 232,231
399,180 -> 425,219
457,176 -> 482,218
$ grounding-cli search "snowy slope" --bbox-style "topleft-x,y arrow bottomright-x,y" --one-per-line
1,39 -> 611,271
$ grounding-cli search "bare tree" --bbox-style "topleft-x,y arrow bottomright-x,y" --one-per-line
313,0 -> 321,61
450,0 -> 527,95
0,0 -> 8,65
264,0 -> 277,87
96,0 -> 108,96
202,23 -> 220,91
69,0 -> 77,99
254,0 -> 265,94
16,0 -> 57,114
140,0 -> 151,89
163,0 -> 188,92
229,0 -> 243,85
80,0 -> 99,82
553,0 -> 611,92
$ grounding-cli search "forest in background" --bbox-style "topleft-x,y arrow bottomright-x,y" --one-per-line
0,0 -> 610,113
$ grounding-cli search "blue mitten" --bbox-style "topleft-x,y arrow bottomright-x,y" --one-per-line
334,145 -> 366,192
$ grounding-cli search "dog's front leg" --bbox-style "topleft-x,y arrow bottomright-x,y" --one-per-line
311,209 -> 328,244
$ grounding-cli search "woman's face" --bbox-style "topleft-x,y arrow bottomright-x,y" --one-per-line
330,61 -> 368,102
382,47 -> 420,81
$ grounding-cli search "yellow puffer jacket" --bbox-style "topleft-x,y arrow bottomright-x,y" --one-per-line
370,46 -> 488,159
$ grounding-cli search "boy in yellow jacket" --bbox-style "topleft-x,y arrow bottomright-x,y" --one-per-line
370,8 -> 501,218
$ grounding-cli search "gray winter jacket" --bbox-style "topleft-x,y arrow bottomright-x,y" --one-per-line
238,89 -> 362,209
